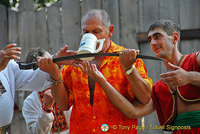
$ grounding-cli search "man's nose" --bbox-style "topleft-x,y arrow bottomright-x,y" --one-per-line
150,39 -> 157,45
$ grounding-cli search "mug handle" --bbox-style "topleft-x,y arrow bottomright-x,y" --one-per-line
95,38 -> 105,53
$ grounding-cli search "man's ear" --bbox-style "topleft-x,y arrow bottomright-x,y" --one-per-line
172,32 -> 179,44
108,25 -> 114,38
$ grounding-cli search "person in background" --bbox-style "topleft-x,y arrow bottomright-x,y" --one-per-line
0,44 -> 51,134
22,48 -> 72,134
38,9 -> 152,134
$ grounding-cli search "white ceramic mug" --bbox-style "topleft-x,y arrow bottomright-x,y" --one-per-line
78,33 -> 105,61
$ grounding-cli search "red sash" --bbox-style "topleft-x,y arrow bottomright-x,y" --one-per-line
38,89 -> 68,133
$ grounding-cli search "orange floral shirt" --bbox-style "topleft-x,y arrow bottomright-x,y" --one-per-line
61,41 -> 152,134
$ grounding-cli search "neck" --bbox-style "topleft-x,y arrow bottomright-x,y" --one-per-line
102,40 -> 111,53
164,49 -> 183,71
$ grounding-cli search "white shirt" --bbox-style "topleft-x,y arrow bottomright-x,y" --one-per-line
0,60 -> 50,127
22,91 -> 72,134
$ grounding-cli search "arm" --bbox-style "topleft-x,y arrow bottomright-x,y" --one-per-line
119,49 -> 152,104
98,78 -> 155,118
13,62 -> 51,91
22,92 -> 54,134
160,62 -> 200,87
79,62 -> 155,118
0,45 -> 51,91
0,43 -> 21,71
37,57 -> 70,110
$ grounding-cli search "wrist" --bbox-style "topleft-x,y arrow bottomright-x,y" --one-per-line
124,65 -> 136,75
42,102 -> 53,113
121,65 -> 133,73
50,75 -> 62,85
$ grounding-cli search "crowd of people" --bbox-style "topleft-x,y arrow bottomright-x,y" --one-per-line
0,9 -> 199,134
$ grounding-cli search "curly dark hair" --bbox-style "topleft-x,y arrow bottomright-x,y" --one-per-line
25,47 -> 45,63
148,19 -> 180,36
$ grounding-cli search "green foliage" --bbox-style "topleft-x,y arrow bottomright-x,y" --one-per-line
0,0 -> 60,10
34,0 -> 60,10
0,0 -> 18,8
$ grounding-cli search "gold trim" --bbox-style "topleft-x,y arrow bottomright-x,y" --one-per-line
177,88 -> 200,102
177,53 -> 200,102
179,55 -> 187,67
164,87 -> 176,125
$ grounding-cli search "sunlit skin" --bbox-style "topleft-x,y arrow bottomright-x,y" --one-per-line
147,27 -> 175,61
0,44 -> 21,71
81,14 -> 114,55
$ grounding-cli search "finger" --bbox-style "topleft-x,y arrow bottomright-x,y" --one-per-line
136,50 -> 140,55
47,58 -> 53,65
90,64 -> 96,77
79,64 -> 84,72
167,82 -> 177,88
4,46 -> 21,52
92,64 -> 97,72
8,55 -> 21,60
160,78 -> 173,84
3,43 -> 18,51
129,49 -> 137,60
85,62 -> 91,74
66,50 -> 77,55
44,58 -> 52,65
119,49 -> 127,55
160,71 -> 175,78
4,50 -> 21,56
75,58 -> 83,62
60,45 -> 69,53
37,57 -> 48,67
72,63 -> 80,67
167,62 -> 180,70
80,62 -> 87,73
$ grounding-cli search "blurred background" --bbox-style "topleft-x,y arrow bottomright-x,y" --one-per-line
0,0 -> 199,133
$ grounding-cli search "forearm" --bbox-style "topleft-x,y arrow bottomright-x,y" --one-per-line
97,78 -> 149,119
51,84 -> 70,110
50,74 -> 70,110
188,71 -> 200,86
126,69 -> 151,104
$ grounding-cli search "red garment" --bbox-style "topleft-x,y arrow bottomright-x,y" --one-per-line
61,41 -> 152,134
172,127 -> 200,134
152,52 -> 200,126
177,52 -> 200,101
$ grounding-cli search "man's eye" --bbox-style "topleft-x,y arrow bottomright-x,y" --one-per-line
94,31 -> 99,34
155,35 -> 160,39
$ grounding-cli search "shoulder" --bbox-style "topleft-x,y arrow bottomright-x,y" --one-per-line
109,41 -> 126,53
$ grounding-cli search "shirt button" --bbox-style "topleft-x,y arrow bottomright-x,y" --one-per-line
93,129 -> 96,132
93,116 -> 96,119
